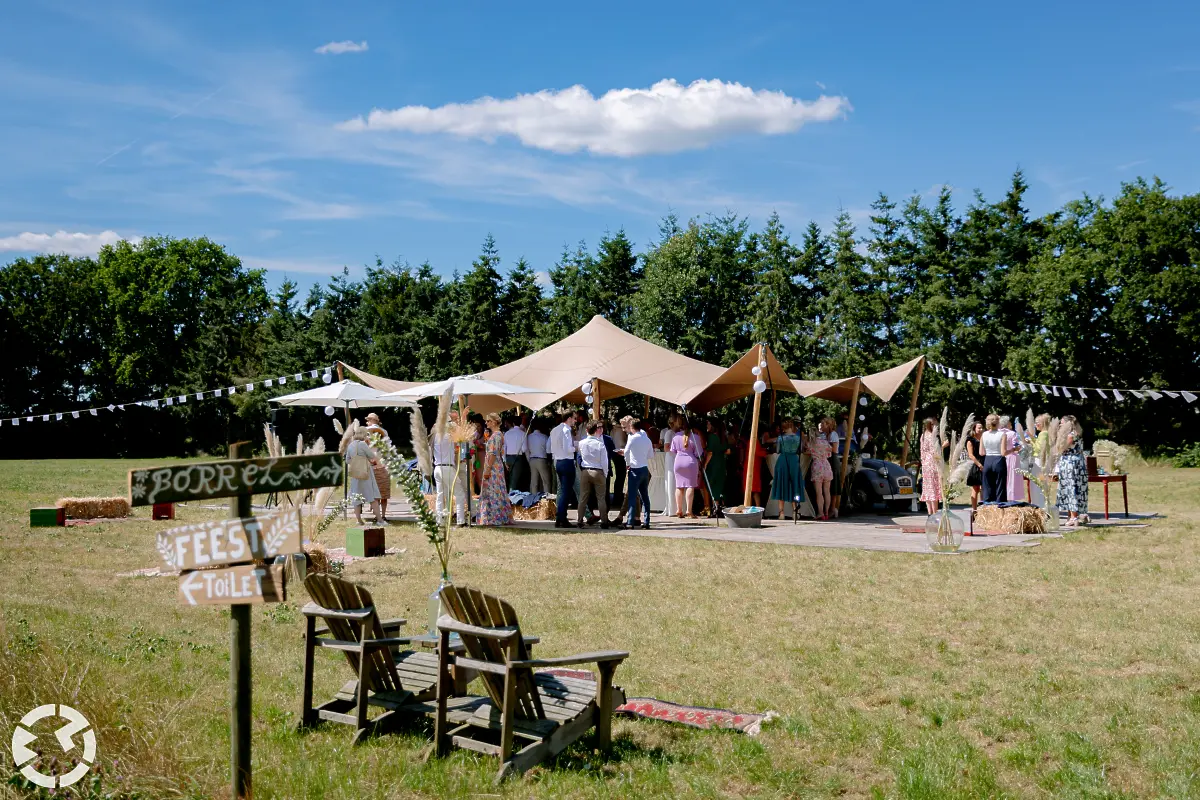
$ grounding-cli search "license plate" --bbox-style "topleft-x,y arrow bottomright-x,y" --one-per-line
898,487 -> 912,494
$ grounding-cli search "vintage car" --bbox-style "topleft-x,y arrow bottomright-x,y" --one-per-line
847,456 -> 918,513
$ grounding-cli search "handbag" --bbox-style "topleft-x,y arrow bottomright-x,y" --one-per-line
348,444 -> 373,480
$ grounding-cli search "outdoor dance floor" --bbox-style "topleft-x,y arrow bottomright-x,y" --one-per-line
375,499 -> 1159,555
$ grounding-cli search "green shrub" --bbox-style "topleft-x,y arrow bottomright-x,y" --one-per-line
1170,442 -> 1200,468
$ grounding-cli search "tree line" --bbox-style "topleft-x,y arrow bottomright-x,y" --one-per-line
1,171 -> 1197,459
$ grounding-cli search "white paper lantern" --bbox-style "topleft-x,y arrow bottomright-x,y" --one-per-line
322,372 -> 332,384
585,395 -> 594,405
859,396 -> 868,406
859,414 -> 866,421
753,380 -> 767,394
759,360 -> 767,369
324,406 -> 335,416
751,366 -> 762,376
581,381 -> 593,395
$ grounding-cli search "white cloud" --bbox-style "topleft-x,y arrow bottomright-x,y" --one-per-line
0,229 -> 133,256
339,78 -> 851,156
535,270 -> 552,288
315,40 -> 368,55
242,256 -> 350,275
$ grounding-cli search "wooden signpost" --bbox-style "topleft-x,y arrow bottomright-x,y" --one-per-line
130,448 -> 342,800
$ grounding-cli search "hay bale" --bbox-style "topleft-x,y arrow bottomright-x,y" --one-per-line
55,496 -> 131,519
304,542 -> 332,575
512,498 -> 556,521
974,504 -> 1046,534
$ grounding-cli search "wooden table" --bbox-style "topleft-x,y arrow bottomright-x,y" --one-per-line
1026,474 -> 1130,520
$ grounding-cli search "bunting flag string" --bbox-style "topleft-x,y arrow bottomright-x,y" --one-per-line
0,366 -> 336,428
928,361 -> 1198,405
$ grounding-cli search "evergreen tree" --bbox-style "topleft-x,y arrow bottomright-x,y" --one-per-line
592,229 -> 640,329
451,235 -> 507,374
500,257 -> 545,362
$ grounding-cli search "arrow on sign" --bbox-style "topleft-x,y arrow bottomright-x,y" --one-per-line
180,570 -> 203,605
178,563 -> 286,606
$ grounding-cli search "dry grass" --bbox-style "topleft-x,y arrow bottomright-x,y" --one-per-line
2,459 -> 1199,798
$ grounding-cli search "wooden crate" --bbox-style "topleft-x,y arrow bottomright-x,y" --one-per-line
345,526 -> 385,558
30,507 -> 66,527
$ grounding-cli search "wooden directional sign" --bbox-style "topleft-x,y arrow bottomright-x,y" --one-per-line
156,508 -> 301,572
178,563 -> 286,606
129,453 -> 343,507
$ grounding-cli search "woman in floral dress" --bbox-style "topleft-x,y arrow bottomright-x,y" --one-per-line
808,428 -> 834,520
478,413 -> 513,526
1055,415 -> 1089,527
919,417 -> 944,515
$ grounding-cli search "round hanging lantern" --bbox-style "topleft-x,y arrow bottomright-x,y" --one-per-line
585,395 -> 594,404
759,360 -> 767,369
751,366 -> 762,376
859,414 -> 866,421
322,372 -> 332,384
753,380 -> 767,394
859,396 -> 868,406
324,405 -> 335,416
581,381 -> 593,395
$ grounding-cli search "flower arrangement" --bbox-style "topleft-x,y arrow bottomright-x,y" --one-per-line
1015,408 -> 1061,530
1091,439 -> 1128,473
928,407 -> 975,549
262,423 -> 338,548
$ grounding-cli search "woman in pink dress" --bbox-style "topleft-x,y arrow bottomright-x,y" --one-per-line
670,428 -> 703,519
919,417 -> 944,515
1000,416 -> 1023,502
808,430 -> 834,520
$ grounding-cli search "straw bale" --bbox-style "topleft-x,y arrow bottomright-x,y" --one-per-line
55,496 -> 131,519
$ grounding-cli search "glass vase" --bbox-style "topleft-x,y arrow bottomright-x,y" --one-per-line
1044,501 -> 1060,532
925,509 -> 965,554
427,575 -> 452,635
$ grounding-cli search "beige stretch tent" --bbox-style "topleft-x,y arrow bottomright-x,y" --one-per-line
343,316 -> 726,416
683,343 -> 796,412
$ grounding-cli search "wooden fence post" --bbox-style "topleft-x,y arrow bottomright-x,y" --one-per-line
228,442 -> 252,800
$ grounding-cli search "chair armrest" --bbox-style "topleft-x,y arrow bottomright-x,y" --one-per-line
508,650 -> 629,669
380,618 -> 407,632
361,637 -> 415,651
436,615 -> 520,641
301,602 -> 374,621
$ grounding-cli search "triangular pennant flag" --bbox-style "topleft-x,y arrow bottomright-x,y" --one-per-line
1113,389 -> 1124,401
988,376 -> 995,386
977,374 -> 985,384
150,399 -> 159,408
1006,379 -> 1015,389
294,373 -> 303,381
1096,389 -> 1108,399
27,416 -> 34,422
1131,390 -> 1144,399
955,370 -> 963,380
117,405 -> 125,410
1147,390 -> 1162,400
72,411 -> 80,418
1182,391 -> 1197,403
278,376 -> 287,385
55,413 -> 63,420
1052,386 -> 1061,397
1017,382 -> 1028,392
12,418 -> 17,426
264,379 -> 273,388
1039,385 -> 1049,394
196,392 -> 204,401
245,383 -> 254,391
178,395 -> 187,404
309,370 -> 318,378
228,387 -> 237,395
89,409 -> 98,416
1061,387 -> 1072,398
1076,388 -> 1087,399
214,389 -> 223,397
1164,391 -> 1179,399
42,415 -> 50,421
165,397 -> 173,406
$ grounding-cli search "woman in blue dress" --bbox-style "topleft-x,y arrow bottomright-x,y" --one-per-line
1055,415 -> 1089,527
770,418 -> 805,521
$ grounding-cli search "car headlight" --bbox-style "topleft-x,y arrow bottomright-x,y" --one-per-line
877,466 -> 889,478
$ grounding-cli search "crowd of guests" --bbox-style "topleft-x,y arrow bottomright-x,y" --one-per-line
418,407 -> 868,529
918,412 -> 1090,526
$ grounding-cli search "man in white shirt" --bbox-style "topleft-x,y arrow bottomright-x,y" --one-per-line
526,420 -> 551,495
502,417 -> 529,491
432,412 -> 468,526
621,418 -> 655,529
576,420 -> 610,528
609,415 -> 629,510
550,411 -> 578,528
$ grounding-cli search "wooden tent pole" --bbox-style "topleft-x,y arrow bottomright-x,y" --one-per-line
835,379 -> 861,510
644,393 -> 650,420
743,344 -> 765,507
899,357 -> 926,467
591,378 -> 601,421
336,362 -> 344,382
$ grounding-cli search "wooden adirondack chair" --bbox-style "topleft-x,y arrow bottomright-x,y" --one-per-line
299,573 -> 441,743
427,584 -> 629,781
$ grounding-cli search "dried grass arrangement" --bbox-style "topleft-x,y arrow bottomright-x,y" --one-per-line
262,423 -> 336,545
974,504 -> 1047,534
512,498 -> 556,521
56,497 -> 131,519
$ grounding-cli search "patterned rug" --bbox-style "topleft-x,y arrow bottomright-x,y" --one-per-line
539,668 -> 777,735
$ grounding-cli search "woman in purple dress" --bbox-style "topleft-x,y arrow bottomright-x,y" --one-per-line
670,428 -> 703,519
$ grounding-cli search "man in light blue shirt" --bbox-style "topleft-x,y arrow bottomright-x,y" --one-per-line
620,418 -> 655,529
550,411 -> 577,528
576,420 -> 610,528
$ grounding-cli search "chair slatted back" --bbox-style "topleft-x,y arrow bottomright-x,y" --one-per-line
304,574 -> 403,694
440,585 -> 544,720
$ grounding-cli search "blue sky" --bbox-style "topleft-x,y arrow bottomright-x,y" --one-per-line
2,1 -> 1198,290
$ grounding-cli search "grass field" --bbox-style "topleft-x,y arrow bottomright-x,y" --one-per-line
2,459 -> 1199,799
